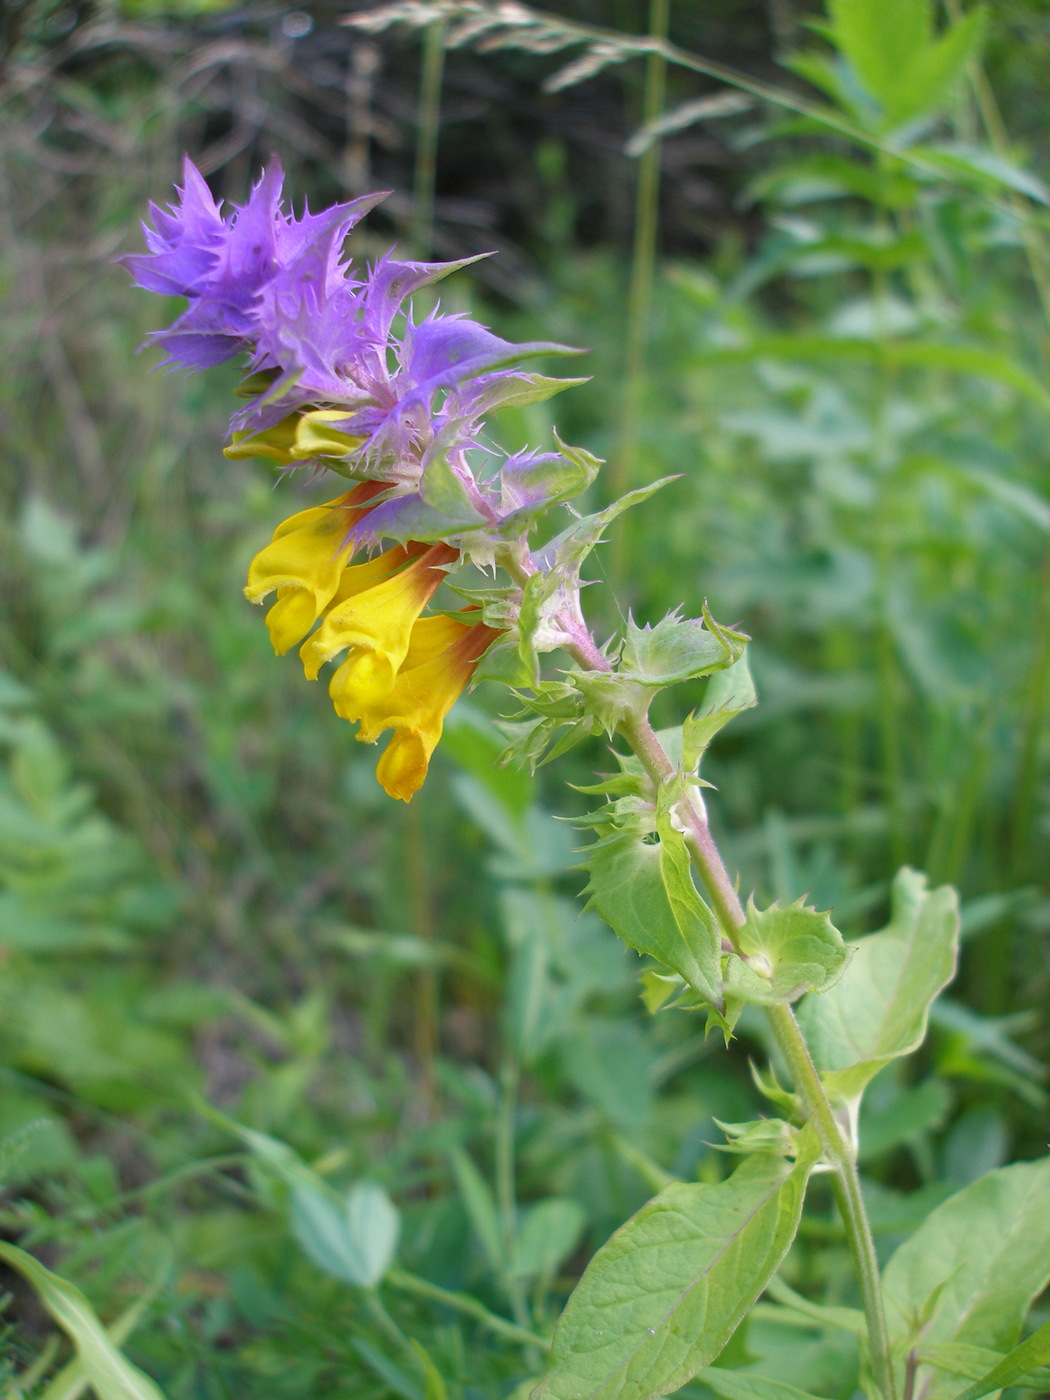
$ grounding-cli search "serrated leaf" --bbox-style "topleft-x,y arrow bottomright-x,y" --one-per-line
795,868 -> 959,1103
714,1117 -> 796,1156
518,479 -> 676,680
498,433 -> 602,535
683,653 -> 757,767
531,1134 -> 819,1400
580,807 -> 722,1009
730,897 -> 851,1004
882,1159 -> 1050,1399
0,1243 -> 168,1400
617,608 -> 747,688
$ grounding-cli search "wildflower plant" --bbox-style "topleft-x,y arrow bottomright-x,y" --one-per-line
114,154 -> 1050,1400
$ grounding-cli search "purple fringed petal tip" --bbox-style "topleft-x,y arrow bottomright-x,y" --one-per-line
120,155 -> 392,372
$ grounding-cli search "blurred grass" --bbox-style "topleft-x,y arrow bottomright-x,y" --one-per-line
0,2 -> 1048,1397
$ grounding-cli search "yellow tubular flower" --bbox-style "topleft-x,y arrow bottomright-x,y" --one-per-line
243,480 -> 387,654
335,614 -> 502,802
299,541 -> 458,693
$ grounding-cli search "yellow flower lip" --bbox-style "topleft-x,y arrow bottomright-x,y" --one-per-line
336,613 -> 503,802
243,479 -> 389,654
299,540 -> 458,689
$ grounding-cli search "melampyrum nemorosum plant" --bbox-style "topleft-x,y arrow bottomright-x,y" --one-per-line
115,157 -> 1050,1400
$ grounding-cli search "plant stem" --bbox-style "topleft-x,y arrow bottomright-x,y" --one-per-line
617,709 -> 897,1400
609,0 -> 669,591
496,1056 -> 532,1330
387,1267 -> 549,1349
496,549 -> 896,1393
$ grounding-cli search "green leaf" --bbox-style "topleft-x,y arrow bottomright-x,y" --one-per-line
912,143 -> 1050,204
699,1370 -> 827,1400
826,0 -> 985,127
827,0 -> 930,112
682,653 -> 758,767
518,478 -> 676,682
580,806 -> 722,1010
291,1181 -> 399,1288
513,1198 -> 587,1282
731,896 -> 850,1004
763,1276 -> 867,1337
617,607 -> 748,688
410,1339 -> 449,1400
714,1117 -> 796,1156
918,1341 -> 1050,1393
882,1158 -> 1050,1393
888,6 -> 986,127
449,1146 -> 505,1275
795,868 -> 959,1103
948,1319 -> 1050,1400
0,1243 -> 168,1400
531,1134 -> 819,1400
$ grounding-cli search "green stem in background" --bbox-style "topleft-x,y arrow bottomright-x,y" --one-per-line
1011,540 -> 1050,877
387,1267 -> 549,1350
609,0 -> 669,593
496,1056 -> 532,1331
413,18 -> 447,258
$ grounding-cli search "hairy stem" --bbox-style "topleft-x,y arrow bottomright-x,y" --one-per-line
616,709 -> 897,1400
497,545 -> 895,1394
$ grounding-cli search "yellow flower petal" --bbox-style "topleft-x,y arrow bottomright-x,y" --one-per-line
224,409 -> 366,464
300,541 -> 457,686
244,480 -> 387,653
337,615 -> 501,802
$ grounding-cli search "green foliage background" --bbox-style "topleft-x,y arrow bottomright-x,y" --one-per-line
0,1 -> 1048,1396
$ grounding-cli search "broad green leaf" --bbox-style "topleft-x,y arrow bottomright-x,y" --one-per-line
531,1135 -> 819,1400
580,810 -> 722,1009
682,654 -> 758,766
827,0 -> 930,112
514,1198 -> 587,1282
731,897 -> 850,1004
291,1181 -> 399,1288
699,1370 -> 826,1400
796,868 -> 959,1103
947,1321 -> 1050,1400
882,1158 -> 1050,1398
0,1243 -> 168,1400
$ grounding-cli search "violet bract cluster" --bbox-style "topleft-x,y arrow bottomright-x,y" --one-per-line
124,157 -> 595,800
